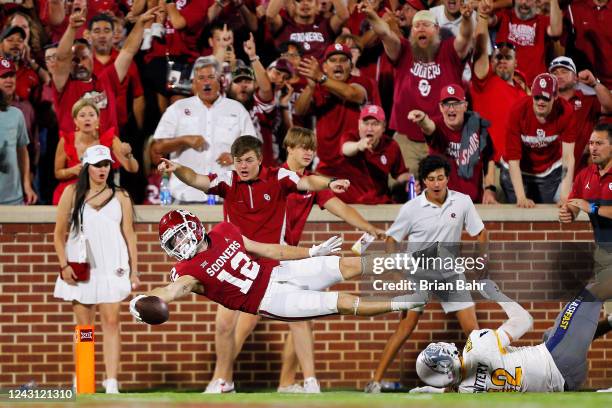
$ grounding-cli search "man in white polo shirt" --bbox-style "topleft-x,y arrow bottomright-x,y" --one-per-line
365,154 -> 488,393
152,56 -> 256,204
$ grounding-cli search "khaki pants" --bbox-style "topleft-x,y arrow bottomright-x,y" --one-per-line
593,246 -> 612,313
393,132 -> 429,176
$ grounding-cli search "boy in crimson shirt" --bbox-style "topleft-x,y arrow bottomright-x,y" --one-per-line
294,43 -> 369,177
157,136 -> 350,393
408,84 -> 497,204
491,0 -> 562,84
503,73 -> 577,207
341,105 -> 412,203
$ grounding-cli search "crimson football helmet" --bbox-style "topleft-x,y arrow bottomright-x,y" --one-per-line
159,209 -> 205,261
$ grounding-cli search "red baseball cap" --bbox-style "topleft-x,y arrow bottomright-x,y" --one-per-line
404,0 -> 426,11
360,104 -> 386,122
532,73 -> 558,100
0,58 -> 16,77
323,43 -> 351,61
439,84 -> 465,103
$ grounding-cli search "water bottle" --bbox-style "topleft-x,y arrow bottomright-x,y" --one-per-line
207,194 -> 217,205
380,381 -> 403,391
407,175 -> 416,201
160,173 -> 172,206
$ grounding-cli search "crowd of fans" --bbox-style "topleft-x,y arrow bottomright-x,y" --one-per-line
0,0 -> 610,206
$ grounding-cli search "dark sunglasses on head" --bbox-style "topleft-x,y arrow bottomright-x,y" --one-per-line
495,42 -> 516,50
92,160 -> 111,168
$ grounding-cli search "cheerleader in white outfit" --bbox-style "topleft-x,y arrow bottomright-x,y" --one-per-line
54,145 -> 139,394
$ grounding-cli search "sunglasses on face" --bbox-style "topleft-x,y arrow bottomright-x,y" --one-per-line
494,53 -> 514,61
440,101 -> 464,109
91,160 -> 111,168
534,95 -> 551,102
495,42 -> 516,50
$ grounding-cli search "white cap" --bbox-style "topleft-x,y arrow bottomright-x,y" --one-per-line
82,145 -> 114,165
549,56 -> 576,74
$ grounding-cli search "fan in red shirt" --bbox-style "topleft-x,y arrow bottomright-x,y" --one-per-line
548,56 -> 612,176
294,43 -> 369,178
492,0 -> 562,84
563,0 -> 612,89
470,2 -> 529,164
362,4 -> 474,178
0,26 -> 40,104
53,7 -> 156,134
89,14 -> 145,130
156,136 -> 350,393
266,0 -> 348,59
408,84 -> 497,204
503,73 -> 577,207
227,35 -> 279,166
341,104 -> 412,203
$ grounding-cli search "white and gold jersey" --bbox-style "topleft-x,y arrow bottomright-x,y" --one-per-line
458,329 -> 565,393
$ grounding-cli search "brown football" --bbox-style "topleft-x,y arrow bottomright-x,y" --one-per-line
136,296 -> 169,325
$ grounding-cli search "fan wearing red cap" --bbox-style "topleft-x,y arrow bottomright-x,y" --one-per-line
407,84 -> 497,204
503,73 -> 577,208
360,0 -> 475,178
340,105 -> 412,203
294,42 -> 372,177
266,0 -> 349,60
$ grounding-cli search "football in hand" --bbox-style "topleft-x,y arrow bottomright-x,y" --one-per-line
136,296 -> 169,325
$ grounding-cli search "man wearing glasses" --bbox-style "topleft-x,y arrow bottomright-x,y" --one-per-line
408,84 -> 497,204
503,73 -> 577,207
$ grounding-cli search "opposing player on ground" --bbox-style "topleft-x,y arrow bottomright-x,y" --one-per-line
129,210 -> 426,322
412,279 -> 612,392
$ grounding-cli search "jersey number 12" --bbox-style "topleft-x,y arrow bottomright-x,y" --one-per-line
216,251 -> 261,294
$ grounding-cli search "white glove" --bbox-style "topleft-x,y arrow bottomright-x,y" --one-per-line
129,294 -> 146,323
409,386 -> 445,394
309,236 -> 343,257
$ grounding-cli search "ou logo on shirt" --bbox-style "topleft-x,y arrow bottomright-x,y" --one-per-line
264,194 -> 271,201
418,79 -> 431,97
609,183 -> 612,190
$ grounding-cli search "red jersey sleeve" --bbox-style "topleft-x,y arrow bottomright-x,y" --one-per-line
207,171 -> 233,197
505,97 -> 528,161
569,168 -> 586,199
471,65 -> 494,93
426,118 -> 448,153
277,167 -> 301,195
100,65 -> 121,96
315,189 -> 335,209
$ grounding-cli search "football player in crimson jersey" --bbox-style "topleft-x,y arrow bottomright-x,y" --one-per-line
411,279 -> 612,393
130,209 -> 426,320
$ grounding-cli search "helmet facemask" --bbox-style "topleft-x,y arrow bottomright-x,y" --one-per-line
160,219 -> 201,261
416,342 -> 462,388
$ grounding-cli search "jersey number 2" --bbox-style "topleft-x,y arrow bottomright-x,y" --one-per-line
216,252 -> 261,294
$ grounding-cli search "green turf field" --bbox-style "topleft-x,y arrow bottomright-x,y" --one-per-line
8,390 -> 610,408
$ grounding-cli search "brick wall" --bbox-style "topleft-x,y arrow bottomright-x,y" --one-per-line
1,216 -> 611,390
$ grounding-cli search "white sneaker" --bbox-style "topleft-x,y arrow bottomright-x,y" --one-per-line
102,378 -> 119,394
277,383 -> 305,393
203,378 -> 235,394
364,381 -> 381,393
303,377 -> 321,393
597,387 -> 612,392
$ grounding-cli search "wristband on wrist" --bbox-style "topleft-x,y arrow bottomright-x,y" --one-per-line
590,202 -> 600,215
249,56 -> 260,62
327,177 -> 338,188
60,264 -> 69,271
165,0 -> 175,4
279,105 -> 289,109
485,185 -> 497,193
478,13 -> 489,19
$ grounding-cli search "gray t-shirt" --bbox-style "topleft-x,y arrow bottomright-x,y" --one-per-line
0,106 -> 29,205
